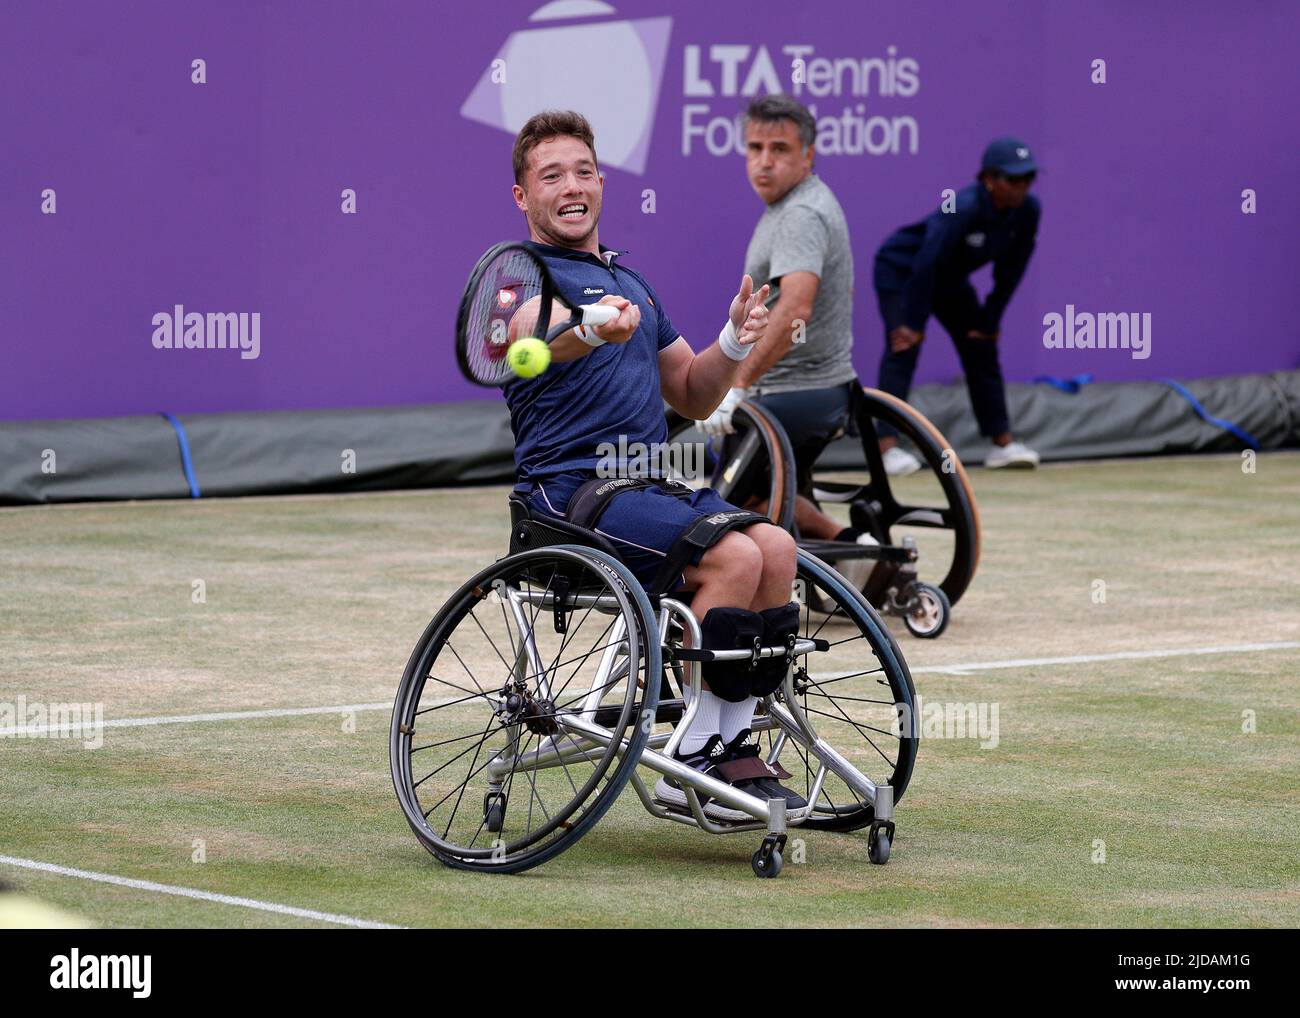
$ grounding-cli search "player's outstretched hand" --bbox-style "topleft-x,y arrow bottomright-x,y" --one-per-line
593,295 -> 641,344
729,274 -> 771,345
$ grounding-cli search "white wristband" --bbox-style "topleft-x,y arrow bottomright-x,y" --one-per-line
573,324 -> 606,348
718,320 -> 751,361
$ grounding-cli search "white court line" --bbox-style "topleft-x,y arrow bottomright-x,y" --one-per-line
4,641 -> 1297,736
1,701 -> 392,738
0,854 -> 403,929
910,640 -> 1300,676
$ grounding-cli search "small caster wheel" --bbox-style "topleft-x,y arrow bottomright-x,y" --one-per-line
483,792 -> 506,834
752,847 -> 783,878
903,582 -> 950,639
868,822 -> 893,865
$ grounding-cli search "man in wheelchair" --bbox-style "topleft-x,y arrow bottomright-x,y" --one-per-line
503,110 -> 810,820
698,94 -> 880,578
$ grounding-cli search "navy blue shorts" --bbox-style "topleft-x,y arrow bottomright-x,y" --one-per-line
526,471 -> 745,590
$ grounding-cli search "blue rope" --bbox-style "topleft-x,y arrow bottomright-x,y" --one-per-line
1158,378 -> 1261,451
1032,374 -> 1093,394
158,412 -> 201,498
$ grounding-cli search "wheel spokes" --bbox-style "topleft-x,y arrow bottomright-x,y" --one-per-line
770,567 -> 911,825
401,552 -> 650,863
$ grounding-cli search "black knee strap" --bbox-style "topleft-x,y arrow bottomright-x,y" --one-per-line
648,507 -> 770,595
698,607 -> 763,703
751,602 -> 800,696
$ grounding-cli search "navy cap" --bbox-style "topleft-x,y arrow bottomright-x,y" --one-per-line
981,137 -> 1038,176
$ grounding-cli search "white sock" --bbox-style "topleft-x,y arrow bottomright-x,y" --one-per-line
678,688 -> 723,756
719,697 -> 758,744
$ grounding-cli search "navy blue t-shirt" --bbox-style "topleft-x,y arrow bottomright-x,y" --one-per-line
874,184 -> 1040,334
503,242 -> 682,484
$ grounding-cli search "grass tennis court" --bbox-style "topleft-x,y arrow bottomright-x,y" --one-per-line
3,452 -> 1299,927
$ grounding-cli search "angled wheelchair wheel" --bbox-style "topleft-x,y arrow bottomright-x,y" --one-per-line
390,546 -> 660,874
760,550 -> 918,833
664,402 -> 797,531
813,386 -> 981,606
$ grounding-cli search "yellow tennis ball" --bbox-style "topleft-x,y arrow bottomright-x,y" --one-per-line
507,337 -> 550,378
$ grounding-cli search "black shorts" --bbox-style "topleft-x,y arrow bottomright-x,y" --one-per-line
727,380 -> 856,502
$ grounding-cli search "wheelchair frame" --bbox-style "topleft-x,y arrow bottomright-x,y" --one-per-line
493,586 -> 891,864
391,510 -> 917,878
664,385 -> 981,638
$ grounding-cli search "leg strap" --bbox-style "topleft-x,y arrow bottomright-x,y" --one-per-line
565,476 -> 655,531
716,753 -> 794,783
751,602 -> 800,696
696,607 -> 764,703
566,475 -> 696,532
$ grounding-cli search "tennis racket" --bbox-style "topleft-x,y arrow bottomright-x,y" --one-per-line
455,241 -> 620,387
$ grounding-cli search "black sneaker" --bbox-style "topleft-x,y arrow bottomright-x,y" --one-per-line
652,735 -> 750,821
721,730 -> 809,812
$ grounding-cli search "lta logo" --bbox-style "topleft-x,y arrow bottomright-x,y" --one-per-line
460,1 -> 672,174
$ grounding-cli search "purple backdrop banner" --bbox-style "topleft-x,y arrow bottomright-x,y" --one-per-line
3,0 -> 1298,421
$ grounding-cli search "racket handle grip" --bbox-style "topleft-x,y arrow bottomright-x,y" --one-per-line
580,304 -> 619,326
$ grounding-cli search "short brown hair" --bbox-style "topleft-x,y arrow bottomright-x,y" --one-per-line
512,110 -> 598,185
745,93 -> 816,150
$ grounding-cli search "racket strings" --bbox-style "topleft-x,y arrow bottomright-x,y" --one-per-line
465,249 -> 546,386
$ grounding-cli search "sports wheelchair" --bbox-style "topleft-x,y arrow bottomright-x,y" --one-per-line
664,385 -> 981,639
390,491 -> 918,877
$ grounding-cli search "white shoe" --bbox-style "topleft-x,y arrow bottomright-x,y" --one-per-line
882,446 -> 922,476
984,440 -> 1040,469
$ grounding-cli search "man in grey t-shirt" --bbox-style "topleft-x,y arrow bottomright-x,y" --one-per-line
697,94 -> 869,546
740,158 -> 856,396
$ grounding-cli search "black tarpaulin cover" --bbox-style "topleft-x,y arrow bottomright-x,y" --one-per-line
3,372 -> 1297,505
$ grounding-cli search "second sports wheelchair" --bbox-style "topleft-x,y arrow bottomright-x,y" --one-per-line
390,491 -> 919,877
665,385 -> 981,639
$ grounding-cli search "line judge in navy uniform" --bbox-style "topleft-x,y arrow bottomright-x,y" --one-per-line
873,137 -> 1043,472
